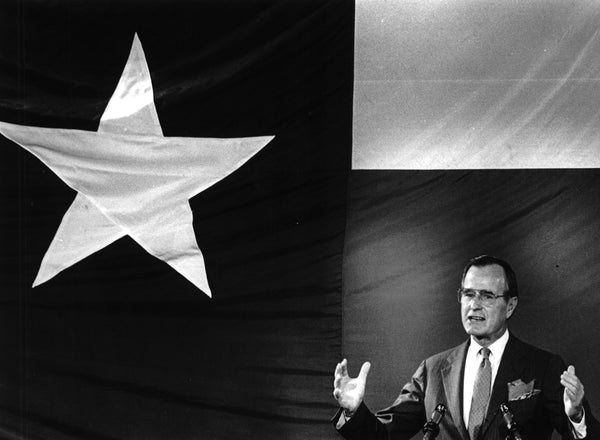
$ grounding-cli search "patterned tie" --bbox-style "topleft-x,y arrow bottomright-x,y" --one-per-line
469,347 -> 492,440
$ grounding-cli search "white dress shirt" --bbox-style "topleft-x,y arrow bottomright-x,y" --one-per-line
463,329 -> 509,428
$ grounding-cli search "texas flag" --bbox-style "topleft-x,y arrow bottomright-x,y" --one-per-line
1,2 -> 599,440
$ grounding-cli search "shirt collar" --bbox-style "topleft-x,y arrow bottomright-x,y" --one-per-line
468,328 -> 510,362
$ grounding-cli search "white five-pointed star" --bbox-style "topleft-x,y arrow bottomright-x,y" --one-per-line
0,34 -> 274,297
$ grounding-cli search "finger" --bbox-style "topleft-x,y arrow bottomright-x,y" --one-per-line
561,368 -> 581,383
564,384 -> 583,403
561,373 -> 584,393
568,365 -> 576,375
562,385 -> 580,401
334,366 -> 347,383
333,363 -> 340,386
562,368 -> 579,381
564,388 -> 579,403
358,361 -> 371,381
561,381 -> 582,401
340,358 -> 348,377
561,375 -> 580,389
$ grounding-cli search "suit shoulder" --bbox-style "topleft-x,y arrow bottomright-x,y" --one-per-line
423,341 -> 467,367
509,335 -> 566,367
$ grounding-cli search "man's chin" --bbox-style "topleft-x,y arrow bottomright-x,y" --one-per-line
463,324 -> 486,337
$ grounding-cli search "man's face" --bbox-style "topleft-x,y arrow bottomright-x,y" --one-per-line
460,264 -> 518,346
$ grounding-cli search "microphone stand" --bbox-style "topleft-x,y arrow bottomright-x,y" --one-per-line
423,404 -> 447,440
500,403 -> 524,440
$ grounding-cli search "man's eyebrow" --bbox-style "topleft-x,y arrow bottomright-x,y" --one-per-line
462,288 -> 494,294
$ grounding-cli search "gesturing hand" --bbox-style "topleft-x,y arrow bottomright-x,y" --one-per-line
561,365 -> 585,422
333,359 -> 371,415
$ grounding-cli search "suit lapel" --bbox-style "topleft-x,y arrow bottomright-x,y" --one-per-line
479,334 -> 527,439
442,340 -> 470,440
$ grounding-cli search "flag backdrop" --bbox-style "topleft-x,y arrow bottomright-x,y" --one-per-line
3,1 -> 600,440
0,1 -> 353,439
345,0 -> 600,422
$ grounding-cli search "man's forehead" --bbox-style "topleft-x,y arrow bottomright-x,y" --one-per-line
463,264 -> 507,290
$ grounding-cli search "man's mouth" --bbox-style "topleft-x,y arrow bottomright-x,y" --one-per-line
468,316 -> 485,322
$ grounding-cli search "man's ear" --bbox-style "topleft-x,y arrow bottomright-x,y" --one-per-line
506,296 -> 518,319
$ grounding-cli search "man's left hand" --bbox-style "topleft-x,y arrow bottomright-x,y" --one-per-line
561,365 -> 584,422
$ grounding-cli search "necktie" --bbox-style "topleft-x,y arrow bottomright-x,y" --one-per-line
469,347 -> 492,440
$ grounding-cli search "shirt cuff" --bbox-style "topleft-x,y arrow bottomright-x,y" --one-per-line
569,409 -> 587,439
336,411 -> 347,429
335,409 -> 353,429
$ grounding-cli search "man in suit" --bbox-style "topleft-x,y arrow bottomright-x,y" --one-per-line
332,255 -> 596,440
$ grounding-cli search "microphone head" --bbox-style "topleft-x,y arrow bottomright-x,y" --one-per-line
500,403 -> 516,427
431,404 -> 447,424
423,404 -> 447,439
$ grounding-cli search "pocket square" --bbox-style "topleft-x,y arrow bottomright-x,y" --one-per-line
508,379 -> 541,401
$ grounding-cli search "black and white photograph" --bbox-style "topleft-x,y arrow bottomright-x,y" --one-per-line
1,1 -> 599,439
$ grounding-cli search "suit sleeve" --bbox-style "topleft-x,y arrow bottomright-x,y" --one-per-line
333,360 -> 428,440
541,354 -> 599,440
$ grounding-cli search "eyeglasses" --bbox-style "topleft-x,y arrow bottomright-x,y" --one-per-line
457,288 -> 508,307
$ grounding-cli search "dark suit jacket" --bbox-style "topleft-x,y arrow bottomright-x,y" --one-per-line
334,335 -> 597,440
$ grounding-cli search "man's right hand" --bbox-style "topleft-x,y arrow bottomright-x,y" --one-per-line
333,359 -> 371,415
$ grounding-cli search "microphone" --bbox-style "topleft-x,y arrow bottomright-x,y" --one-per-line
423,404 -> 447,440
500,403 -> 524,440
